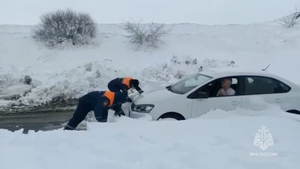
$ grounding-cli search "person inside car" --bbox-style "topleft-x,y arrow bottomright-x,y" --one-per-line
216,78 -> 236,96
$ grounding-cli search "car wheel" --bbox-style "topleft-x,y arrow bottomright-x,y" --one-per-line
157,112 -> 185,121
157,118 -> 178,121
287,109 -> 300,115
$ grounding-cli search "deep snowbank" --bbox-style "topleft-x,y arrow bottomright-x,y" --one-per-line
0,107 -> 299,169
0,22 -> 300,113
0,55 -> 237,111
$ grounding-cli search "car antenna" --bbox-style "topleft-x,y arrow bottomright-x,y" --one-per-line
262,64 -> 270,71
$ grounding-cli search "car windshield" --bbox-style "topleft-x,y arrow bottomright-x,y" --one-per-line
168,73 -> 212,94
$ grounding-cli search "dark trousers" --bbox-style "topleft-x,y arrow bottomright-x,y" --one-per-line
64,91 -> 108,130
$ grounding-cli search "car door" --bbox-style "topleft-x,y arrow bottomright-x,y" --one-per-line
240,76 -> 289,110
188,76 -> 242,118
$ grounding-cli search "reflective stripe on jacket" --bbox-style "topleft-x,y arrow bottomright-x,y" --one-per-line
104,91 -> 115,106
122,77 -> 133,88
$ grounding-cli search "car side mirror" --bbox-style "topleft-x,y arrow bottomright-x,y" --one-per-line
187,91 -> 208,99
166,85 -> 171,89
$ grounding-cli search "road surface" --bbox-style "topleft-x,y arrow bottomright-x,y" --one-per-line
0,111 -> 74,134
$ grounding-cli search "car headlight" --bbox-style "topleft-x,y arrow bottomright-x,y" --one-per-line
131,103 -> 154,113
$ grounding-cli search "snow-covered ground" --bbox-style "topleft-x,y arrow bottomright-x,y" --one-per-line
1,107 -> 300,169
0,15 -> 300,168
0,19 -> 300,112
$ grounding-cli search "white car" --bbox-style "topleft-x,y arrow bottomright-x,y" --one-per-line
129,69 -> 300,120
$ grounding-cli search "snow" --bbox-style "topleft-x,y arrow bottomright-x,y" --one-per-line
0,0 -> 300,25
0,12 -> 300,168
1,107 -> 300,169
1,21 -> 300,110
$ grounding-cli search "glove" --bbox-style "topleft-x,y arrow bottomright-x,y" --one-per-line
114,110 -> 125,117
127,97 -> 133,103
138,90 -> 144,94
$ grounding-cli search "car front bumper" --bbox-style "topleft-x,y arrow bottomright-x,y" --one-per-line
128,109 -> 154,121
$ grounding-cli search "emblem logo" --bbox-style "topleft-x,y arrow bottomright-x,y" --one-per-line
253,125 -> 274,151
103,101 -> 108,106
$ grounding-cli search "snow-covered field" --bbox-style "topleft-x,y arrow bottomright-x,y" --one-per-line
0,20 -> 300,112
1,107 -> 300,169
1,14 -> 300,168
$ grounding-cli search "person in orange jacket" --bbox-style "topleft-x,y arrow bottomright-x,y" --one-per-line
64,90 -> 128,130
107,77 -> 143,116
108,77 -> 143,94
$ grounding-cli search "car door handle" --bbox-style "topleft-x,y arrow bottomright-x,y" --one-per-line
231,101 -> 240,105
275,98 -> 281,103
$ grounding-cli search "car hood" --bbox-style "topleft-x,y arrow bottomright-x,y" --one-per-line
131,87 -> 179,104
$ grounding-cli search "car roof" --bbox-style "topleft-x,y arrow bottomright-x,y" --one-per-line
198,68 -> 282,79
195,68 -> 300,91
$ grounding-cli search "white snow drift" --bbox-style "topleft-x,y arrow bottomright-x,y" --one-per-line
0,11 -> 300,169
0,21 -> 300,110
1,107 -> 300,169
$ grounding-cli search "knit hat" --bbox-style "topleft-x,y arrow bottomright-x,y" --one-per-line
130,79 -> 142,92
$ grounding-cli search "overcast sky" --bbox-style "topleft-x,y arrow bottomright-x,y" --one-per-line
0,0 -> 299,25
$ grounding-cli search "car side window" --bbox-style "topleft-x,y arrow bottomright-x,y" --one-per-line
198,77 -> 239,98
244,76 -> 291,95
278,81 -> 291,92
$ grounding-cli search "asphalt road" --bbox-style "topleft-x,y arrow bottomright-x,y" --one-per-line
0,111 -> 74,134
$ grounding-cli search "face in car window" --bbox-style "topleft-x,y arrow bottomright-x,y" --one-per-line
197,77 -> 238,98
216,78 -> 236,96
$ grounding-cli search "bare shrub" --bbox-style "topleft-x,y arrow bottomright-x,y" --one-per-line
280,11 -> 300,28
123,20 -> 170,48
32,9 -> 97,47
